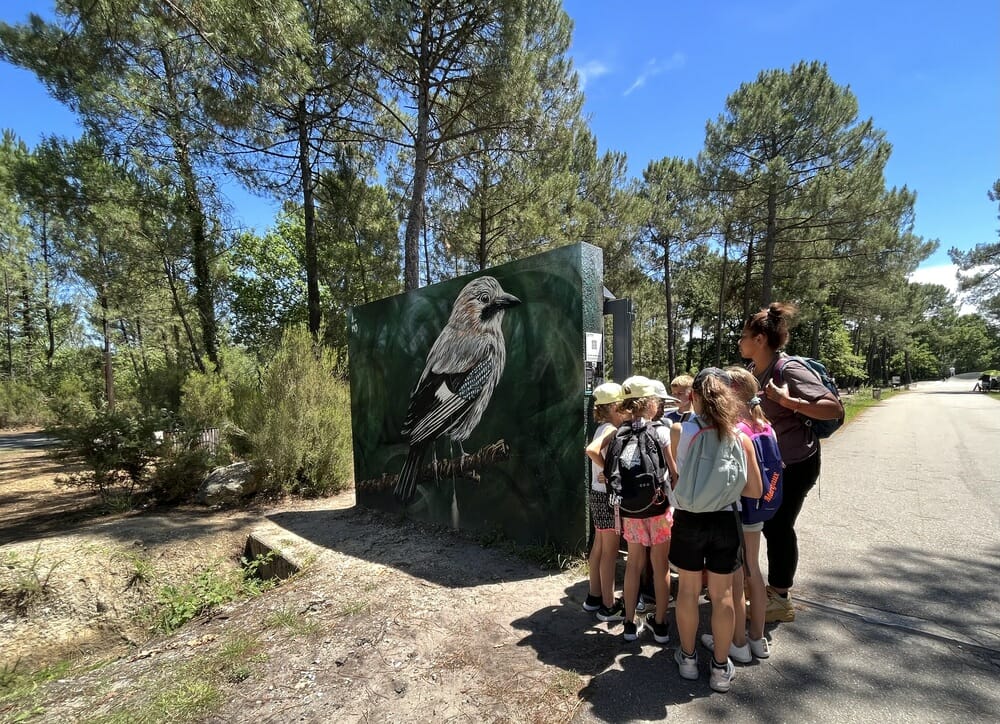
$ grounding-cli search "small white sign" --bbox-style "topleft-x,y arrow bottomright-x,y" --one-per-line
585,333 -> 602,363
891,375 -> 901,385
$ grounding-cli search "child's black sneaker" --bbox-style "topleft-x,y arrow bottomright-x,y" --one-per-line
644,613 -> 670,643
622,620 -> 639,642
582,594 -> 602,612
596,599 -> 625,622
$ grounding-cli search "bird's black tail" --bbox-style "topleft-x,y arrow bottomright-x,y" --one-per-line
394,445 -> 427,506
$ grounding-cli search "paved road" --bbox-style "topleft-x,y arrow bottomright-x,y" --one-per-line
576,379 -> 1000,723
0,429 -> 54,451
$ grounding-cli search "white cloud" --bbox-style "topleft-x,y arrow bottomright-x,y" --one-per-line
623,52 -> 686,96
909,263 -> 960,291
575,60 -> 610,90
908,263 -> 978,315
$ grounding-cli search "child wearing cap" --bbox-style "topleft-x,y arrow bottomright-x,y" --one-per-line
637,379 -> 680,612
612,376 -> 677,644
583,382 -> 627,621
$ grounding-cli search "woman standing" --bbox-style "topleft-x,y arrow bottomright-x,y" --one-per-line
738,302 -> 843,622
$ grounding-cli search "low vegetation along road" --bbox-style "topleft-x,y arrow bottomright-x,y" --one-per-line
1,379 -> 998,722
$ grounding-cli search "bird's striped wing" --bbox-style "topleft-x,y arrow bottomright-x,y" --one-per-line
401,356 -> 494,444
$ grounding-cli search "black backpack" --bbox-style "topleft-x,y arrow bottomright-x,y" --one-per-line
604,419 -> 669,519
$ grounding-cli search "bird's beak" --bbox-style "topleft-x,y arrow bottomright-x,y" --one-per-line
494,292 -> 521,309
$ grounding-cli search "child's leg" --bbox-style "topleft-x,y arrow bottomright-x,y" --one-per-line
624,541 -> 646,623
675,568 -> 701,655
598,529 -> 620,607
744,531 -> 767,641
650,539 -> 670,624
706,571 -> 735,664
587,535 -> 602,598
732,565 -> 747,647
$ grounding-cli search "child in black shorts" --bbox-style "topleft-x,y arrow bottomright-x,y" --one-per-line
668,368 -> 762,693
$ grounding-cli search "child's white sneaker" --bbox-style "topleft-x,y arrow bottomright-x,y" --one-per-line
748,636 -> 771,659
709,657 -> 736,693
699,633 -> 752,664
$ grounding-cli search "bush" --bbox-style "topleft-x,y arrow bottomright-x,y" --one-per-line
46,376 -> 97,427
243,326 -> 353,496
0,380 -> 49,428
48,408 -> 166,509
179,366 -> 233,432
149,443 -> 216,504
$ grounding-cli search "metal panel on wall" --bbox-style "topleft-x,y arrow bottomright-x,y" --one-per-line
348,243 -> 604,552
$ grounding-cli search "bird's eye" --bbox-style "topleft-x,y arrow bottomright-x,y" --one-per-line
478,293 -> 490,304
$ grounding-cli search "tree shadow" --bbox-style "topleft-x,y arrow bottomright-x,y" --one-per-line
806,544 -> 1000,651
264,507 -> 552,587
508,542 -> 1000,722
0,457 -> 71,482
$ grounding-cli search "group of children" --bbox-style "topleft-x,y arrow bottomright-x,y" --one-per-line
583,368 -> 776,694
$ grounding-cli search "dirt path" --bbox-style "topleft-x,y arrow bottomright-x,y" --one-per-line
0,431 -> 595,723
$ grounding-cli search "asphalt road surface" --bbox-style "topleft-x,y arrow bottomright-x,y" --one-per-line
577,378 -> 1000,723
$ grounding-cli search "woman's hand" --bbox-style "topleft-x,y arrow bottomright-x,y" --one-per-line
765,378 -> 792,406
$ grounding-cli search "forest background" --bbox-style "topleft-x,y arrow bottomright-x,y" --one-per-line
0,0 -> 998,503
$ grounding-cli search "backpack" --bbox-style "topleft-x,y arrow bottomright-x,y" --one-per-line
672,418 -> 747,513
736,421 -> 783,524
604,419 -> 669,519
774,355 -> 845,439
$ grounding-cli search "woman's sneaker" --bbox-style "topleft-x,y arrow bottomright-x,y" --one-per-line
622,620 -> 639,642
699,633 -> 752,664
582,594 -> 602,612
596,599 -> 625,622
674,647 -> 699,680
765,586 -> 795,622
644,613 -> 670,643
709,657 -> 736,693
748,636 -> 771,659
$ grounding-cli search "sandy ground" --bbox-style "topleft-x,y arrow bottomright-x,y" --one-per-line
0,431 -> 598,723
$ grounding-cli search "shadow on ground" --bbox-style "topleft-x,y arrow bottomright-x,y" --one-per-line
267,507 -> 553,587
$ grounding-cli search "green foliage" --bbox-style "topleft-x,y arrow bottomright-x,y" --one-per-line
264,606 -> 320,636
153,558 -> 273,634
0,546 -> 63,616
49,409 -> 166,508
0,658 -> 76,721
950,179 -> 1000,324
149,444 -> 215,504
244,326 -> 353,496
178,366 -> 233,432
0,379 -> 49,428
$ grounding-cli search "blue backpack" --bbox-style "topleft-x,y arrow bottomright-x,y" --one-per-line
775,355 -> 845,439
736,421 -> 783,524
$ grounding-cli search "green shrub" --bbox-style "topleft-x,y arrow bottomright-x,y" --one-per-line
149,443 -> 216,504
48,408 -> 166,508
154,557 -> 273,633
179,366 -> 233,432
244,326 -> 353,496
47,375 -> 98,426
0,379 -> 49,428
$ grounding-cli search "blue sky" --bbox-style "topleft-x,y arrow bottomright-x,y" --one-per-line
2,1 -> 998,293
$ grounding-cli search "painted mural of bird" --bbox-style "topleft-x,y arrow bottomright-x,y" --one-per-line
393,276 -> 521,506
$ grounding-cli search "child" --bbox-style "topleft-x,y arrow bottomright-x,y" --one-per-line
669,368 -> 762,693
638,379 -> 680,611
583,382 -> 626,621
610,376 -> 677,643
664,374 -> 694,423
695,366 -> 773,662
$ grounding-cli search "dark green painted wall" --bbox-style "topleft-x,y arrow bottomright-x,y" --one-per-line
348,243 -> 604,552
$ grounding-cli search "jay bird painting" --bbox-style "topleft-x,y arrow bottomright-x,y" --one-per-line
393,276 -> 521,505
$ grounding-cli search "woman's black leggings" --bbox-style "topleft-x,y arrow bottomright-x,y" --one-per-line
762,450 -> 821,589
